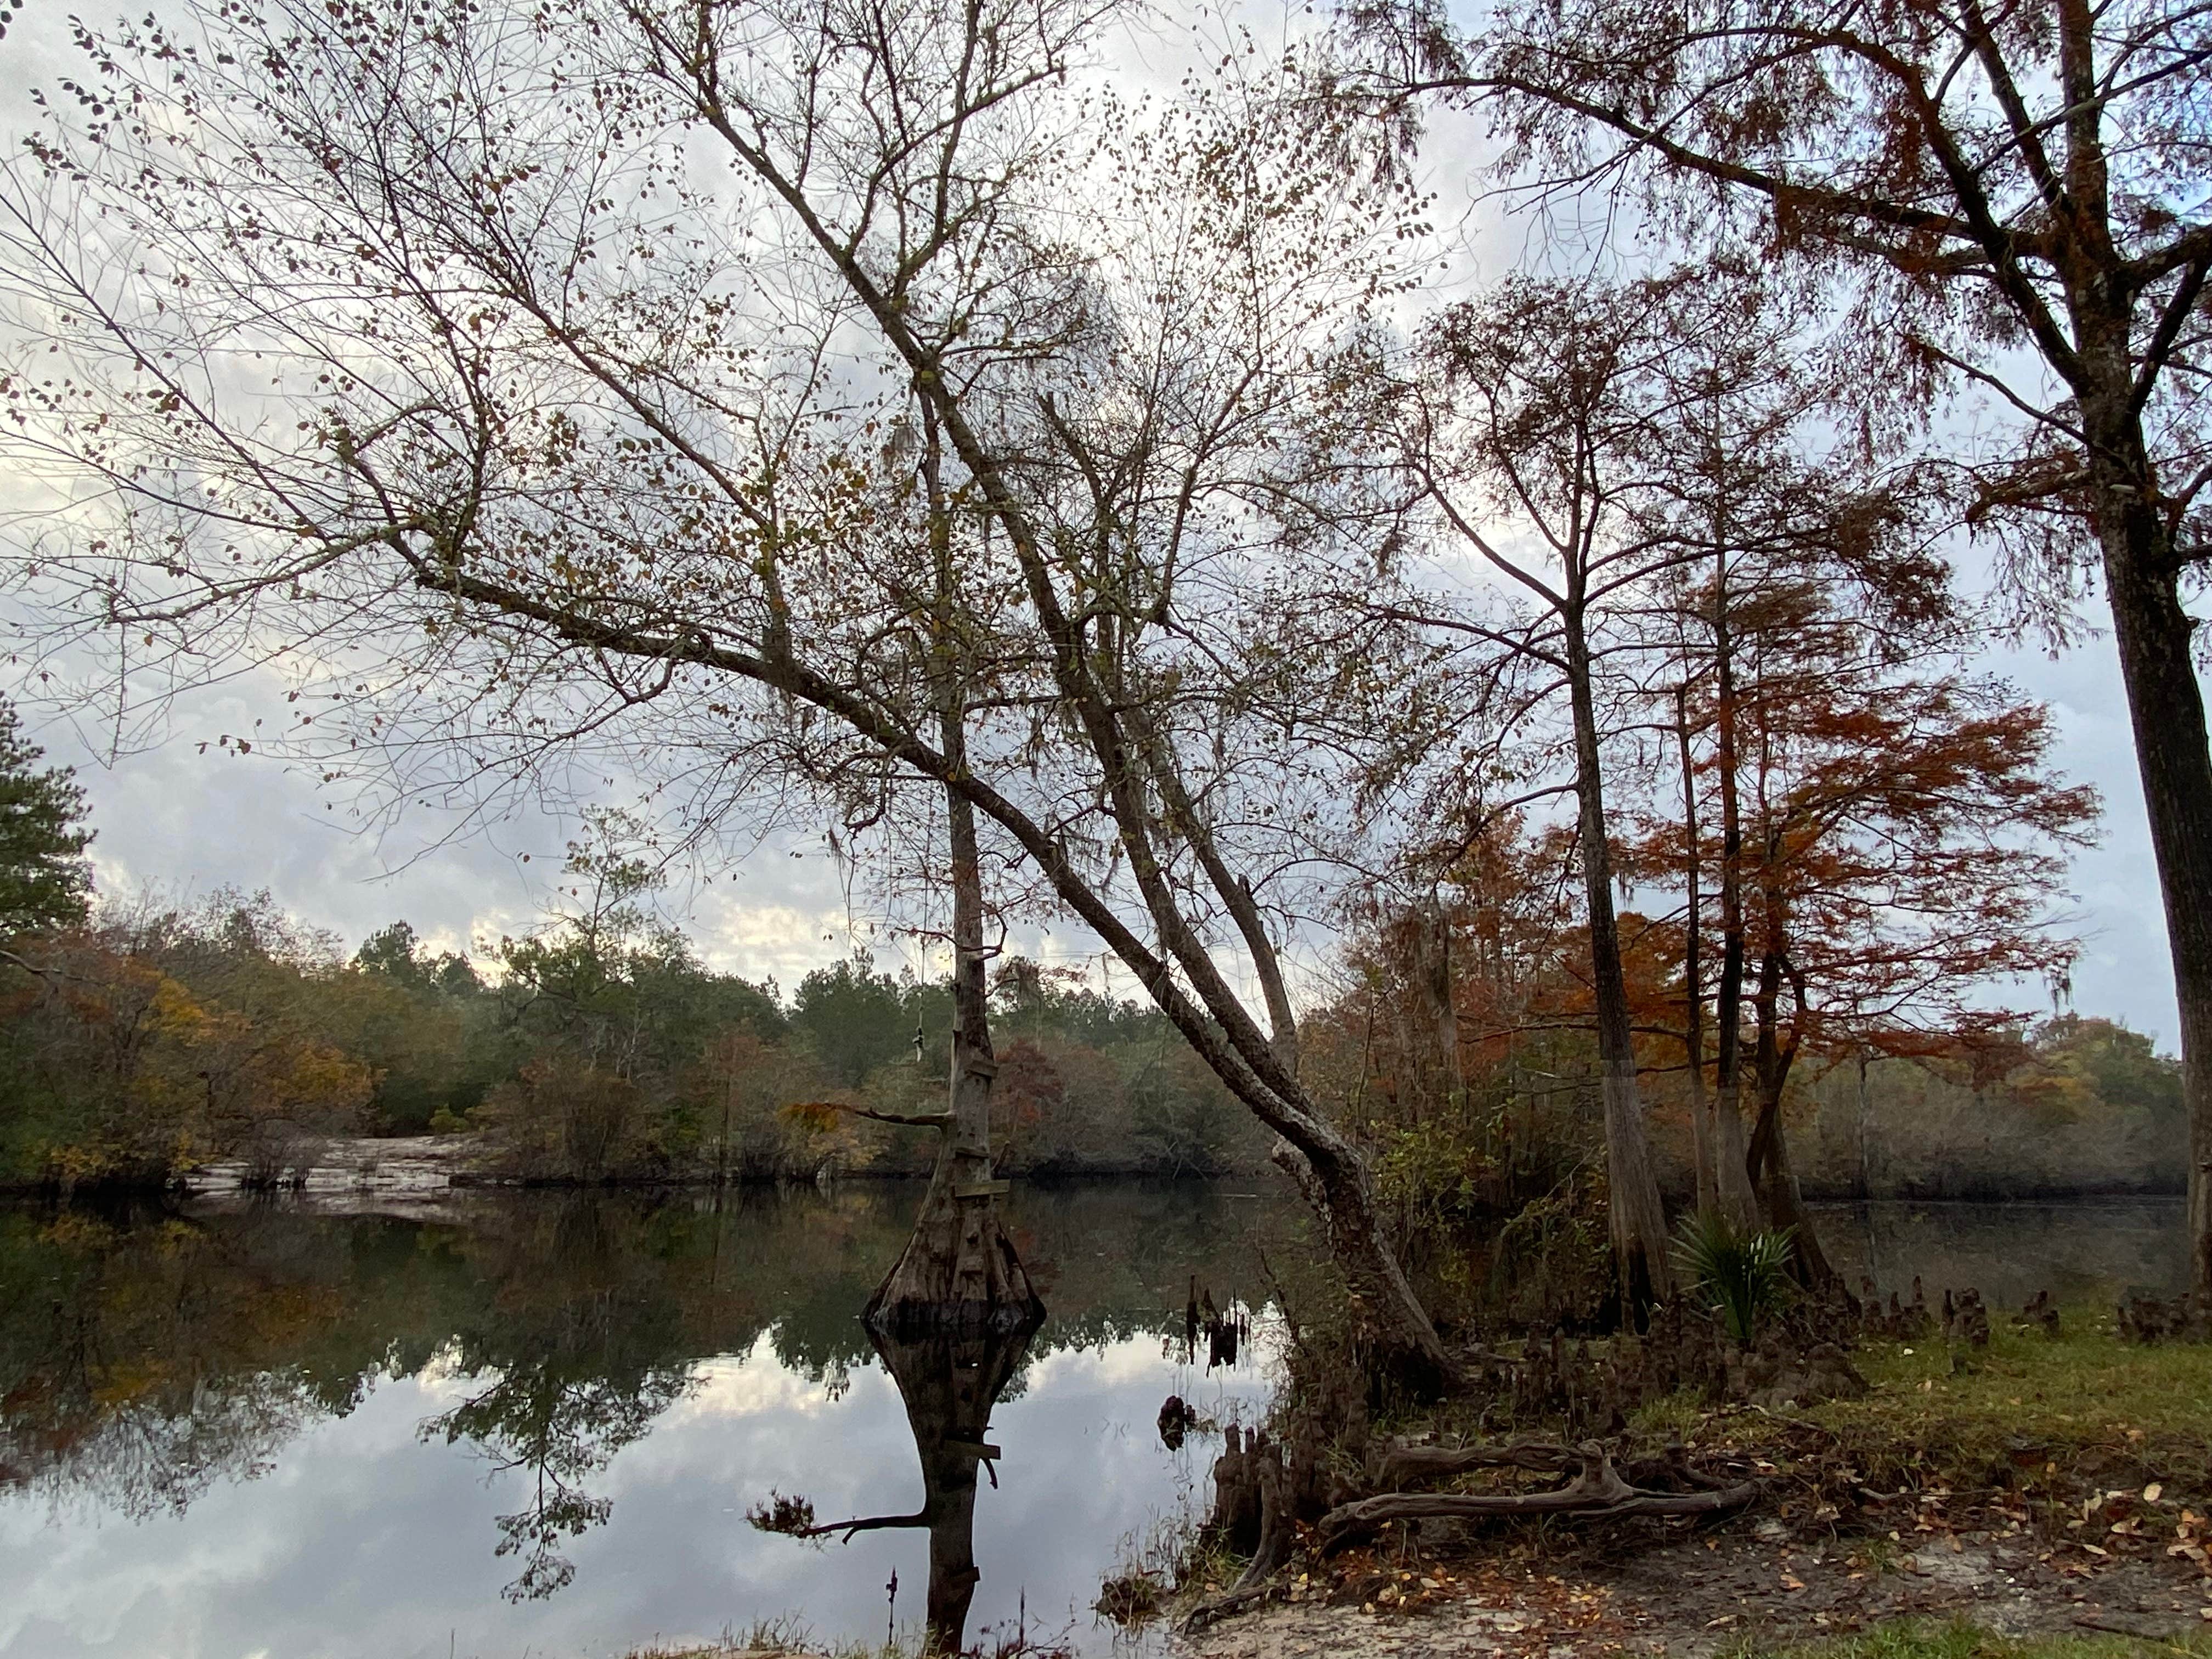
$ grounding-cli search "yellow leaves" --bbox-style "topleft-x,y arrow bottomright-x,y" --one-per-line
149,973 -> 221,1039
780,1099 -> 847,1134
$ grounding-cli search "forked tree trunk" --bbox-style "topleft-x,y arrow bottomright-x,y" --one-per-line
1563,608 -> 1675,1308
2039,0 -> 2212,1310
1746,1085 -> 1837,1289
1744,946 -> 1837,1289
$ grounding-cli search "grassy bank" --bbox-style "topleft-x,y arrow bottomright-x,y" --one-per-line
1743,1621 -> 2212,1659
1632,1308 -> 2212,1551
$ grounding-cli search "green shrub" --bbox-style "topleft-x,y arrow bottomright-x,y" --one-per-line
1674,1209 -> 1795,1344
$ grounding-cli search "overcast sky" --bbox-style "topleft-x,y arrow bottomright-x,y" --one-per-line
0,1 -> 2186,1045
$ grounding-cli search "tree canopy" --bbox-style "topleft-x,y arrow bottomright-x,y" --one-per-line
0,697 -> 93,935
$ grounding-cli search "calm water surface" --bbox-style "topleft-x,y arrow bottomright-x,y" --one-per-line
0,1184 -> 2187,1659
1,1184 -> 1301,1659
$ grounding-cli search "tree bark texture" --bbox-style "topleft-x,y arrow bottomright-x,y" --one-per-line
1675,687 -> 1719,1215
2079,388 -> 2212,1301
1564,611 -> 1676,1306
865,754 -> 1044,1336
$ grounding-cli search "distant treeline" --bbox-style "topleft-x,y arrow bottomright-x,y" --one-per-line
1300,983 -> 2186,1327
1786,1030 -> 2189,1201
0,881 -> 2181,1205
0,881 -> 1265,1192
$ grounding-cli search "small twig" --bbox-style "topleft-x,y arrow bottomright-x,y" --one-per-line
1179,1581 -> 1278,1635
2070,1615 -> 2202,1656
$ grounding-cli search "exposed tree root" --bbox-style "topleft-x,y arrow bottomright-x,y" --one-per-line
1321,1440 -> 1758,1549
1177,1432 -> 1759,1633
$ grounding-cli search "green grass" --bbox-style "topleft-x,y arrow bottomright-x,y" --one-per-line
1795,1312 -> 2212,1483
1735,1618 -> 2212,1659
1626,1310 -> 2212,1507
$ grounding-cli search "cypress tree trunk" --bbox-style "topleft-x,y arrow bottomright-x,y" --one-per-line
1675,687 -> 1719,1215
2078,387 -> 2212,1305
1563,606 -> 1675,1307
2038,0 -> 2212,1310
1710,555 -> 1761,1230
865,746 -> 1043,1337
872,1317 -> 1042,1651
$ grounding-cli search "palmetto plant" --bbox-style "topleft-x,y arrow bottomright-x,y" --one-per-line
1673,1210 -> 1796,1344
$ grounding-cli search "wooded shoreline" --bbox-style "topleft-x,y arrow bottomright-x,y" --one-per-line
0,1141 -> 2187,1202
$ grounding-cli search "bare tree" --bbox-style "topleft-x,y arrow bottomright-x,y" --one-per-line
0,0 -> 1461,1379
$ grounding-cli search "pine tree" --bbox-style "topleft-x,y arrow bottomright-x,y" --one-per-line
0,698 -> 93,934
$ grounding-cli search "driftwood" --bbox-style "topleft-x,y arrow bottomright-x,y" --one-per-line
1318,1440 -> 1758,1549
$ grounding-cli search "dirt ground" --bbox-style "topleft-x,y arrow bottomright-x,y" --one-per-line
1178,1523 -> 2212,1659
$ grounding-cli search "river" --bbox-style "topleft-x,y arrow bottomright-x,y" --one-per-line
0,1184 -> 2189,1659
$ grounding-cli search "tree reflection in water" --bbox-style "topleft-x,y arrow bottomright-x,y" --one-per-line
420,1358 -> 694,1600
0,1183 -> 1313,1620
757,1314 -> 1043,1652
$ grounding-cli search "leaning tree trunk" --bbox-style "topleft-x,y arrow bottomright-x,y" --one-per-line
1268,1122 -> 1461,1394
865,758 -> 1043,1338
1564,609 -> 1675,1309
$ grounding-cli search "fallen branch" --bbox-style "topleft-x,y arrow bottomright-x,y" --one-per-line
1180,1581 -> 1276,1634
